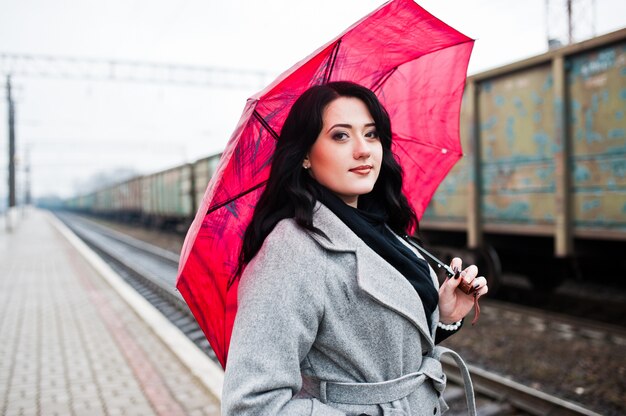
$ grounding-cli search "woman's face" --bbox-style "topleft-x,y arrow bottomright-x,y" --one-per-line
304,96 -> 383,208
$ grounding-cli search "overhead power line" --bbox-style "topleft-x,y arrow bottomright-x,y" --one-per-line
0,52 -> 273,89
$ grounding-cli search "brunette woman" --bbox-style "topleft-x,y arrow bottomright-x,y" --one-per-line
222,81 -> 487,416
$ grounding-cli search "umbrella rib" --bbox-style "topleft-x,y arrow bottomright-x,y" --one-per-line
253,111 -> 279,141
206,180 -> 267,215
372,38 -> 475,94
394,135 -> 461,154
371,66 -> 397,93
323,39 -> 342,84
394,141 -> 427,175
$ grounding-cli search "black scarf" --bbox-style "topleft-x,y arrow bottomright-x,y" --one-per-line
315,185 -> 439,327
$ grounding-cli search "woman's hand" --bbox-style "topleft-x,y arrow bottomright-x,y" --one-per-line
438,257 -> 488,324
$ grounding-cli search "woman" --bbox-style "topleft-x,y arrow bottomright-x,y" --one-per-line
222,81 -> 488,415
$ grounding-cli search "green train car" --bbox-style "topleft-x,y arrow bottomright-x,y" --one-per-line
422,28 -> 626,288
141,163 -> 195,227
192,154 -> 221,213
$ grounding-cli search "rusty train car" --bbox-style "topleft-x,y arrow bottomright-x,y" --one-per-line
421,28 -> 626,289
64,28 -> 625,289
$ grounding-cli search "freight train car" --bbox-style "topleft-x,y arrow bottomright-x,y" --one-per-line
141,163 -> 195,229
64,192 -> 95,212
192,154 -> 222,212
117,176 -> 143,221
92,185 -> 115,215
421,28 -> 626,289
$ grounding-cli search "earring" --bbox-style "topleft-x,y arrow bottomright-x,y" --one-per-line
303,161 -> 311,169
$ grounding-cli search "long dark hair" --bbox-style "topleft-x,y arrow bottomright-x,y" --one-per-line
235,81 -> 418,281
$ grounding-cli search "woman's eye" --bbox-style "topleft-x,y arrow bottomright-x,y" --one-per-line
332,132 -> 348,141
365,130 -> 379,139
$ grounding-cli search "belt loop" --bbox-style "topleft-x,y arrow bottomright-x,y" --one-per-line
319,381 -> 328,404
434,346 -> 477,416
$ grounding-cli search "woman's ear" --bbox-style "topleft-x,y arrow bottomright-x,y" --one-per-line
302,155 -> 311,169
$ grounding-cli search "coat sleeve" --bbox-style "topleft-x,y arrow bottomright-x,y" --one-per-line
221,224 -> 346,416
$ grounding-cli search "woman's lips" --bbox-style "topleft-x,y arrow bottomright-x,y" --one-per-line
349,165 -> 373,174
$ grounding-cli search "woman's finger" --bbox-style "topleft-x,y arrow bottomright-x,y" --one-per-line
442,257 -> 463,294
450,257 -> 462,277
446,264 -> 478,295
475,278 -> 489,299
472,275 -> 487,291
461,265 -> 478,283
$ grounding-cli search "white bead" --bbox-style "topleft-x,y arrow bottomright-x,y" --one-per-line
437,320 -> 462,331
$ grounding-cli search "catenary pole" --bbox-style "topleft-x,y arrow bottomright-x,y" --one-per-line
567,0 -> 573,44
6,75 -> 16,231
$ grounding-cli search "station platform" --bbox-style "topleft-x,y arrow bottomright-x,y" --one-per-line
0,209 -> 221,416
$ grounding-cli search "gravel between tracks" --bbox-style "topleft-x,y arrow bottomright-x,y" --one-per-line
441,304 -> 626,415
83,216 -> 626,415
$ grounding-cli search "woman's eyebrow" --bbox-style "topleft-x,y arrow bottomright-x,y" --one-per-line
326,122 -> 376,133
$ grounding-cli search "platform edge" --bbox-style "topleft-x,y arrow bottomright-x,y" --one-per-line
45,210 -> 224,401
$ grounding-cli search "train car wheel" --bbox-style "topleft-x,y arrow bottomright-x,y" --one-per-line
527,257 -> 569,292
467,245 -> 501,295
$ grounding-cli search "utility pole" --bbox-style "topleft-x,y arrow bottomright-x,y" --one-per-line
546,0 -> 596,48
6,75 -> 16,231
24,144 -> 31,206
567,0 -> 573,44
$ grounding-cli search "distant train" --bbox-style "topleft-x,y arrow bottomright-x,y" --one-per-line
65,28 -> 626,290
64,154 -> 221,229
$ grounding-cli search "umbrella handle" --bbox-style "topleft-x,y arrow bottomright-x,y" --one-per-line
403,236 -> 455,277
404,235 -> 481,324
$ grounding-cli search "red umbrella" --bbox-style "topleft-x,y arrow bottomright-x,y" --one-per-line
177,0 -> 473,368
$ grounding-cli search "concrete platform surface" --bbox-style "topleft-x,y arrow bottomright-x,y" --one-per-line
0,209 -> 221,416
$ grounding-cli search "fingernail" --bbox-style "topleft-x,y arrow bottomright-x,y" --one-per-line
474,282 -> 481,289
454,270 -> 461,279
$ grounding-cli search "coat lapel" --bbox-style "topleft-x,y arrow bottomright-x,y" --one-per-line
309,204 -> 435,347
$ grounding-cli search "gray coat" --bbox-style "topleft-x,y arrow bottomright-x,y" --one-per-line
222,204 -> 475,416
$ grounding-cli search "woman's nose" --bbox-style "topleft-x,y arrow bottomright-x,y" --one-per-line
353,136 -> 371,159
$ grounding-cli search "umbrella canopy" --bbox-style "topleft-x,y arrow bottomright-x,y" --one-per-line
177,0 -> 474,368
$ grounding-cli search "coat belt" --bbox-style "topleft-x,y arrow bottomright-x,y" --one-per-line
301,346 -> 476,415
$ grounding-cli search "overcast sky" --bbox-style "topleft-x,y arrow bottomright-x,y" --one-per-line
1,0 -> 625,199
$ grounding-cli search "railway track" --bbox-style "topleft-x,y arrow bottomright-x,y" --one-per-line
55,212 -> 217,361
57,212 -> 606,416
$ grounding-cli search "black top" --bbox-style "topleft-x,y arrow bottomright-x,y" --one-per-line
315,185 -> 439,329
